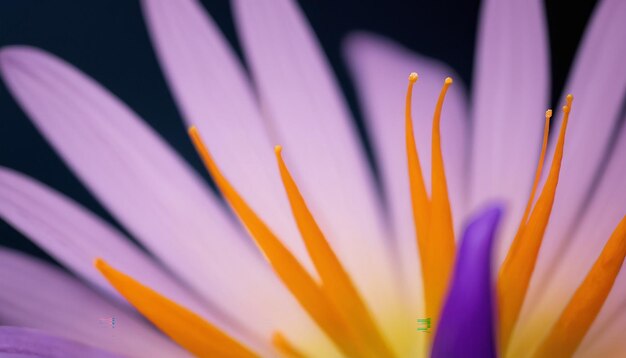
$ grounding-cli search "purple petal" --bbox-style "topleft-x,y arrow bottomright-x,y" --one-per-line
469,0 -> 549,259
343,32 -> 469,341
232,0 -> 402,337
140,0 -> 315,275
0,327 -> 119,358
432,206 -> 502,358
0,248 -> 188,357
0,46 -> 326,351
526,0 -> 626,317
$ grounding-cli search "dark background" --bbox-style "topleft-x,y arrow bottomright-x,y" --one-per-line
0,0 -> 597,264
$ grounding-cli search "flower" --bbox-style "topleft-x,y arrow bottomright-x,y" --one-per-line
0,0 -> 625,357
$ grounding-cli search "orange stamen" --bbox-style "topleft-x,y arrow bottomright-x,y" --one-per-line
188,127 -> 365,357
272,332 -> 307,358
533,215 -> 626,357
498,95 -> 573,354
406,72 -> 432,259
426,77 -> 456,327
94,259 -> 257,357
275,146 -> 393,357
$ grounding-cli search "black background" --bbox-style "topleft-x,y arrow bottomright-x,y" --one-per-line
0,0 -> 597,265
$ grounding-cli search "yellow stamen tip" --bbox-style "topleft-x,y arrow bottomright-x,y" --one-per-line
409,72 -> 418,82
444,77 -> 453,85
545,109 -> 553,118
563,105 -> 570,114
275,145 -> 283,155
566,94 -> 574,104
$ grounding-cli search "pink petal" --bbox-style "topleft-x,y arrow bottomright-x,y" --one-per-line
232,0 -> 402,334
343,32 -> 469,321
0,166 -> 260,348
469,0 -> 550,259
0,327 -> 119,358
0,46 -> 333,352
140,0 -> 315,275
0,248 -> 188,357
530,0 -> 626,289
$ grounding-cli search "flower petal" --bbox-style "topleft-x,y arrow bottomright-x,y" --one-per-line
0,248 -> 187,357
432,205 -> 501,358
528,0 -> 626,305
0,46 -> 333,353
0,166 -> 260,347
469,0 -> 549,259
0,327 -> 119,358
140,0 -> 315,274
231,0 -> 403,341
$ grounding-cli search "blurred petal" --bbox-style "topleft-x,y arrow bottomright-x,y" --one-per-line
528,0 -> 626,305
140,0 -> 315,274
0,46 -> 331,353
0,248 -> 187,357
470,0 -> 549,260
0,166 -> 259,347
432,206 -> 501,358
0,327 -> 119,358
231,0 -> 403,340
343,32 -> 469,353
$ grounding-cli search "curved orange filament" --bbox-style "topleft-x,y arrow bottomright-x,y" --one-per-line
533,215 -> 626,357
426,77 -> 456,328
275,146 -> 393,357
272,332 -> 306,358
499,95 -> 573,355
498,109 -> 552,351
95,259 -> 257,358
188,127 -> 368,357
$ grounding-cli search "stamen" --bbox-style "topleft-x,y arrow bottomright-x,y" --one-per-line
426,77 -> 456,326
272,332 -> 306,358
498,109 -> 552,350
521,109 -> 553,228
188,127 -> 364,357
533,215 -> 626,358
94,259 -> 257,357
498,95 -> 573,354
406,72 -> 431,255
275,146 -> 393,357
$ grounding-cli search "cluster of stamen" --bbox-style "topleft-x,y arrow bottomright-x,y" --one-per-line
91,73 -> 626,358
